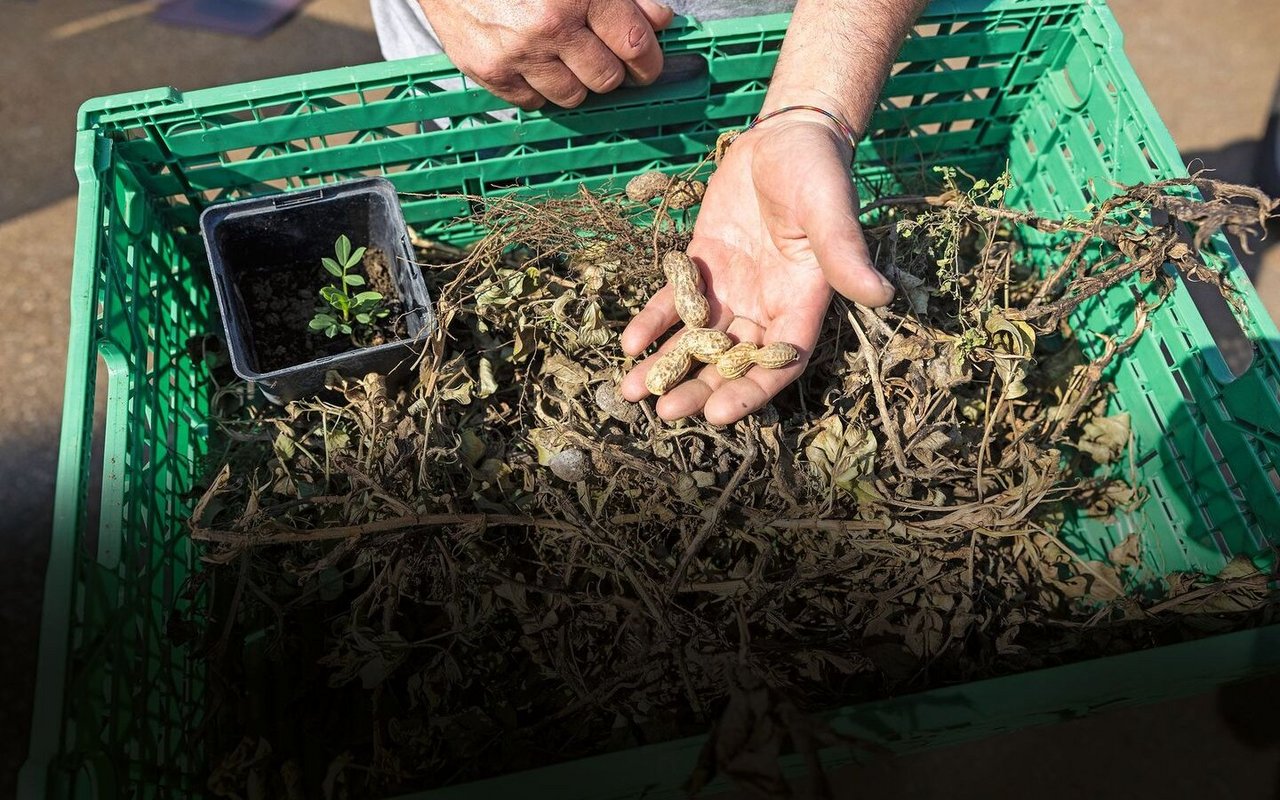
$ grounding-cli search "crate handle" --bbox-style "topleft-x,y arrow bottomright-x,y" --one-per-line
573,53 -> 710,110
623,53 -> 708,89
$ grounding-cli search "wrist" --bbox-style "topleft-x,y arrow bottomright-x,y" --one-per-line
741,103 -> 859,163
761,87 -> 866,134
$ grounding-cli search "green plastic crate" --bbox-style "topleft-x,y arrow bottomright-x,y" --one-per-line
22,1 -> 1280,797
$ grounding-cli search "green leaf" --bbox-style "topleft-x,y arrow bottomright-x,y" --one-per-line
343,273 -> 365,286
319,285 -> 343,305
355,313 -> 372,324
346,246 -> 367,268
339,323 -> 352,335
321,257 -> 343,277
335,234 -> 352,264
354,291 -> 383,304
309,315 -> 334,330
324,325 -> 339,338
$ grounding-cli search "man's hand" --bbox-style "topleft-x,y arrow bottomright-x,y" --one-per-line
619,115 -> 896,424
418,0 -> 674,110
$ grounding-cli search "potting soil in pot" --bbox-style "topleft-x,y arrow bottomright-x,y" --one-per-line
240,247 -> 410,374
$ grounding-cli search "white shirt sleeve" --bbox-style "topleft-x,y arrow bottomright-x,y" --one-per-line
369,0 -> 798,61
369,0 -> 444,61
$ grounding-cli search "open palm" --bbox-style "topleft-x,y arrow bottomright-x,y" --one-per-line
620,118 -> 895,424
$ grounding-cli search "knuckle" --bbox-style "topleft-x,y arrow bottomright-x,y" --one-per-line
593,62 -> 626,92
469,57 -> 508,85
531,9 -> 576,40
630,65 -> 660,85
519,93 -> 548,111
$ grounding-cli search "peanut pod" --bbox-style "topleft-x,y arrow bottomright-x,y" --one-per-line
680,328 -> 733,363
756,342 -> 800,369
661,251 -> 710,328
714,341 -> 800,380
666,178 -> 706,210
626,171 -> 672,203
645,349 -> 694,396
715,342 -> 759,380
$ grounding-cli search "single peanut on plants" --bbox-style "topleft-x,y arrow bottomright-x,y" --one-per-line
714,341 -> 800,380
680,328 -> 733,363
626,171 -> 672,203
661,251 -> 710,328
645,349 -> 695,396
595,381 -> 641,424
666,178 -> 706,210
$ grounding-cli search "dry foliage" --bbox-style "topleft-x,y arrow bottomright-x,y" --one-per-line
185,168 -> 1278,799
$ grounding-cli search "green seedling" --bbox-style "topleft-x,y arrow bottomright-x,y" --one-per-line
310,234 -> 387,338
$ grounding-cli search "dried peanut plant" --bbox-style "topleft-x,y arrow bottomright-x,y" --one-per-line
187,165 -> 1278,799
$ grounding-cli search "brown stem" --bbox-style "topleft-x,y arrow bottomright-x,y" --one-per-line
191,513 -> 582,547
667,437 -> 759,593
1007,246 -> 1155,328
847,306 -> 908,473
758,518 -> 891,532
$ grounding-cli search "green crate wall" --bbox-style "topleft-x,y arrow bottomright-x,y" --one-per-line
22,1 -> 1280,798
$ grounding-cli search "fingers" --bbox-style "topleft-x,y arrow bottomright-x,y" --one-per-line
522,61 -> 590,109
621,283 -> 680,357
560,30 -> 627,94
702,357 -> 807,425
802,177 -> 896,308
653,315 -> 760,420
632,0 -> 675,30
622,298 -> 736,403
587,0 -> 666,84
619,326 -> 689,401
704,311 -> 820,426
627,310 -> 817,427
475,72 -> 545,110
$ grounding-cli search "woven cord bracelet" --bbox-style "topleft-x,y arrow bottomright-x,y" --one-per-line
745,105 -> 862,155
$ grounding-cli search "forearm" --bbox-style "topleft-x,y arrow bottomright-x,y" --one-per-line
763,0 -> 929,134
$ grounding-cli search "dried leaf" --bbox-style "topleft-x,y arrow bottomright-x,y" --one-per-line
984,310 -> 1037,399
540,353 -> 591,397
803,415 -> 877,492
577,300 -> 612,348
1078,413 -> 1131,464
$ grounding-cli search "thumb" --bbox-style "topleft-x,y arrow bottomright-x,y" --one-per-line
803,184 -> 895,308
633,0 -> 674,30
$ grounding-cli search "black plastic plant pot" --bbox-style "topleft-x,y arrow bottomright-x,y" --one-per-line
200,177 -> 436,404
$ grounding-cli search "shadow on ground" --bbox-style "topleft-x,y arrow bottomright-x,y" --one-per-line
0,431 -> 70,797
0,2 -> 384,793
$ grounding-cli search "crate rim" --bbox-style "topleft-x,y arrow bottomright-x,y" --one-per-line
73,0 -> 1093,129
